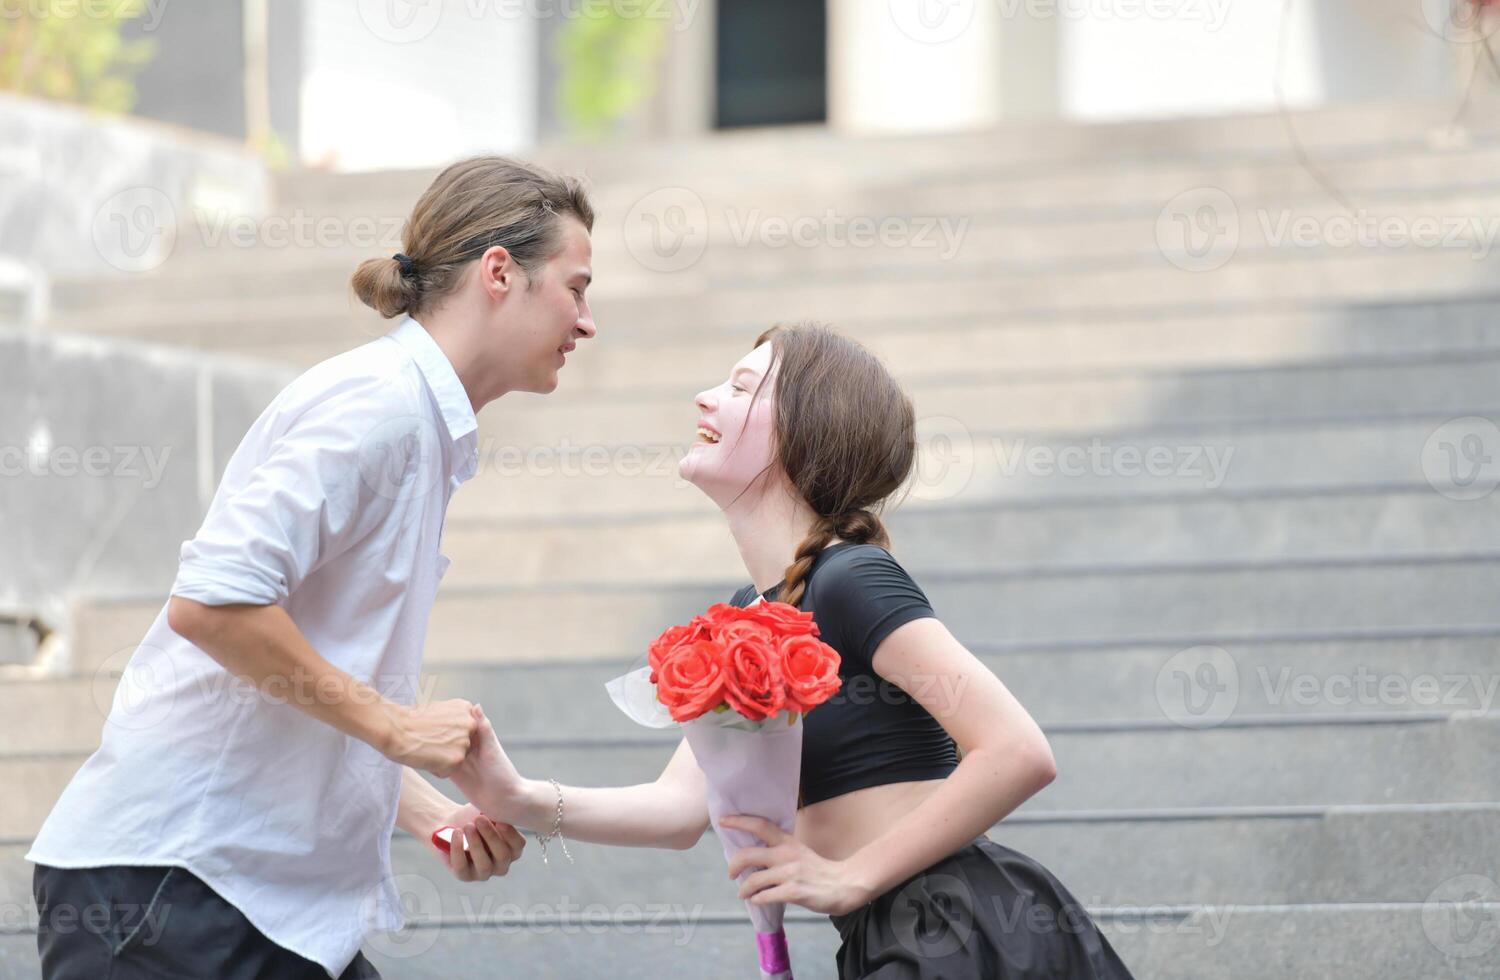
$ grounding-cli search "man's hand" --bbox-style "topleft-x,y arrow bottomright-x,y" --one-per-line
449,706 -> 533,825
379,699 -> 479,777
426,802 -> 527,882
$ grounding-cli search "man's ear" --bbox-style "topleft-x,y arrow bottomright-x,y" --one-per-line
480,245 -> 515,298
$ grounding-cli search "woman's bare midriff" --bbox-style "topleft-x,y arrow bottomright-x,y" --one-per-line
793,777 -> 948,863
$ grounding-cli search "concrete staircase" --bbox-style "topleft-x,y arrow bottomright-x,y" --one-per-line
6,101 -> 1500,978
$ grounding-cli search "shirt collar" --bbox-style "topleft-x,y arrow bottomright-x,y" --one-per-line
387,315 -> 480,483
387,315 -> 479,443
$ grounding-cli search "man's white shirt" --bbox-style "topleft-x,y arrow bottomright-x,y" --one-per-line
27,316 -> 480,977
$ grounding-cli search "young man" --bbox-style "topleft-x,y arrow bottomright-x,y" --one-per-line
28,157 -> 596,979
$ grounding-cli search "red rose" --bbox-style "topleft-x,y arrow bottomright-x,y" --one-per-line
699,603 -> 749,633
648,621 -> 710,684
721,634 -> 786,721
748,600 -> 819,638
655,640 -> 728,722
780,635 -> 842,712
717,619 -> 774,644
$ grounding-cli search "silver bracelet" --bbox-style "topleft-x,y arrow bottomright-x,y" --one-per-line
534,777 -> 573,865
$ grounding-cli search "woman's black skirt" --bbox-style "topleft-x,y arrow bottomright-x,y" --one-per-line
828,835 -> 1135,979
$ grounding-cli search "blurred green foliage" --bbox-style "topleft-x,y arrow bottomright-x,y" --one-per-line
554,10 -> 668,139
0,0 -> 157,112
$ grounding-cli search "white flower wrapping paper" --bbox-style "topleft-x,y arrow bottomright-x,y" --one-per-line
606,664 -> 802,979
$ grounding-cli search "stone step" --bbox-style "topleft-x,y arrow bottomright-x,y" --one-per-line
41,286 -> 1500,382
270,98 -> 1500,207
5,715 -> 1497,841
11,634 -> 1499,755
3,805 -> 1497,927
251,146 -> 1500,240
64,549 -> 1500,672
149,294 -> 1500,376
476,353 -> 1500,449
64,555 -> 1500,673
438,488 -> 1500,588
55,173 -> 1500,306
40,239 -> 1497,345
3,903 -> 1495,980
445,416 -> 1489,523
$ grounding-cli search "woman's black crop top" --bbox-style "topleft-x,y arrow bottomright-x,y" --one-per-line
729,542 -> 959,808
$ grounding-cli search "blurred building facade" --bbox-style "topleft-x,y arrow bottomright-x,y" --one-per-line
110,0 -> 1484,172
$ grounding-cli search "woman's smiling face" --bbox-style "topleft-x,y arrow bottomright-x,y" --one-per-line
679,341 -> 780,506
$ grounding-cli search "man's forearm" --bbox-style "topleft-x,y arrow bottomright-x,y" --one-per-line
396,766 -> 453,839
167,596 -> 395,752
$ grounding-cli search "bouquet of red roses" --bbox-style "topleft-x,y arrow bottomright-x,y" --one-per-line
607,600 -> 841,980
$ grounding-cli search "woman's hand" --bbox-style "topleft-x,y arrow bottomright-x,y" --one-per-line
425,802 -> 527,882
721,815 -> 873,917
449,706 -> 531,826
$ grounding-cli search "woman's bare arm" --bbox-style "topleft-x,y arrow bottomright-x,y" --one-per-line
449,709 -> 711,850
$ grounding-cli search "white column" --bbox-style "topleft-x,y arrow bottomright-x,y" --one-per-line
829,0 -> 1014,133
300,0 -> 539,171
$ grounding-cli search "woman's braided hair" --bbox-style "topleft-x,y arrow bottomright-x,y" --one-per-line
750,323 -> 918,608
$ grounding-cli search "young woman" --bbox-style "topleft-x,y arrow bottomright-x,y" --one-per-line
452,323 -> 1135,978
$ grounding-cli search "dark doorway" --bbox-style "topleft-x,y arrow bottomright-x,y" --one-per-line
715,0 -> 827,128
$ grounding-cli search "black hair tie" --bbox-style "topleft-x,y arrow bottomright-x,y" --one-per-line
393,253 -> 417,278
